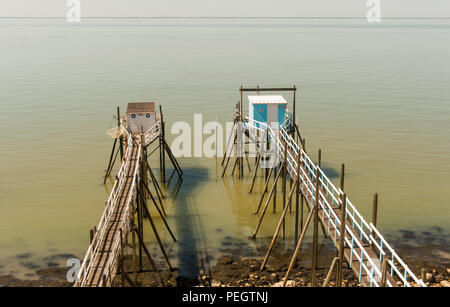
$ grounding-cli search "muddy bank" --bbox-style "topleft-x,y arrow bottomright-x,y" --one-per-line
112,238 -> 449,287
1,231 -> 449,287
0,267 -> 71,287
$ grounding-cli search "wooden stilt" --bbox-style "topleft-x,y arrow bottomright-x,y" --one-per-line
252,164 -> 284,238
117,107 -> 123,161
322,257 -> 340,287
371,193 -> 378,251
221,134 -> 237,177
260,177 -> 299,270
133,224 -> 165,286
119,229 -> 125,287
132,227 -> 137,284
136,183 -> 172,271
282,143 -> 287,239
139,185 -> 176,242
295,150 -> 301,245
249,152 -> 261,193
221,119 -> 236,166
282,196 -> 316,286
254,166 -> 274,214
273,164 -> 277,214
337,193 -> 347,287
104,138 -> 117,183
312,167 -> 320,286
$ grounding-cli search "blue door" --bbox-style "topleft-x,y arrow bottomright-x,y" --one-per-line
253,104 -> 267,128
278,104 -> 286,127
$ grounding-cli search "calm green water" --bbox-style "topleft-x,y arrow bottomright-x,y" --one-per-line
0,18 -> 449,278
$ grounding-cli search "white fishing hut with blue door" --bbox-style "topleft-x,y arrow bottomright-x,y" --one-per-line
248,95 -> 288,129
126,102 -> 156,134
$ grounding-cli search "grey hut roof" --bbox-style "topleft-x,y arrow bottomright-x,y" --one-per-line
126,102 -> 156,114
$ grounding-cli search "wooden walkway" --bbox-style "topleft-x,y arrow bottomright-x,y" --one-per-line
75,123 -> 161,287
244,116 -> 425,287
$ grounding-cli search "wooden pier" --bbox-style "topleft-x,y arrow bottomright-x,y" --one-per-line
222,86 -> 426,287
75,104 -> 182,287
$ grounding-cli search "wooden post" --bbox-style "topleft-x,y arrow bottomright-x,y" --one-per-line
312,167 -> 320,286
119,229 -> 125,287
249,152 -> 261,193
294,149 -> 301,245
318,148 -> 321,167
300,138 -> 306,232
132,226 -> 137,284
292,85 -> 296,138
340,163 -> 345,194
240,86 -> 244,178
133,223 -> 165,286
371,193 -> 378,250
282,142 -> 287,239
117,107 -> 123,161
260,177 -> 299,270
222,119 -> 236,166
282,194 -> 317,286
254,166 -> 274,214
252,165 -> 284,238
137,187 -> 172,271
137,186 -> 143,272
273,165 -> 277,213
104,138 -> 117,183
337,193 -> 347,287
89,229 -> 94,244
322,257 -> 340,287
381,258 -> 388,287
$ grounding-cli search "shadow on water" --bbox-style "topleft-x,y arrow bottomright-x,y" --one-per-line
320,164 -> 339,179
167,166 -> 211,285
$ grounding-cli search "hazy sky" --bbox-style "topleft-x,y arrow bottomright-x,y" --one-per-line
0,0 -> 449,18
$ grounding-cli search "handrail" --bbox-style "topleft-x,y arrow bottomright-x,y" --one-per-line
244,116 -> 425,287
76,126 -> 141,286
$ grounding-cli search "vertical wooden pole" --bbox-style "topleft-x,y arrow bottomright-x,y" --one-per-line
300,138 -> 306,232
282,194 -> 316,286
137,189 -> 143,272
240,86 -> 244,178
371,193 -> 378,250
337,193 -> 347,287
340,163 -> 345,195
89,229 -> 94,244
292,85 -> 296,138
162,121 -> 166,183
282,143 -> 287,239
273,165 -> 277,213
311,166 -> 320,287
294,150 -> 301,245
318,149 -> 321,167
132,226 -> 137,284
118,107 -> 123,161
381,258 -> 388,287
119,229 -> 125,287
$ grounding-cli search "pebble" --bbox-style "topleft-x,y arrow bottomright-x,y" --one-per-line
425,273 -> 435,283
269,273 -> 279,282
440,280 -> 450,287
273,280 -> 296,287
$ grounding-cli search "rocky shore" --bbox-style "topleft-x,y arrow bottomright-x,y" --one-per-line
1,233 -> 449,287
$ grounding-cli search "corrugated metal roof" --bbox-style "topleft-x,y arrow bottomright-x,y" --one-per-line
248,95 -> 287,104
126,102 -> 156,114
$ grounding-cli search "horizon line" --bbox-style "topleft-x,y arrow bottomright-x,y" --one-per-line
1,16 -> 449,19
